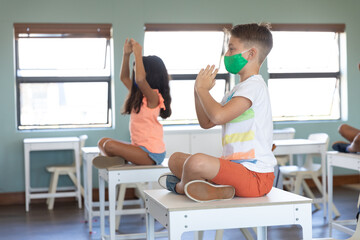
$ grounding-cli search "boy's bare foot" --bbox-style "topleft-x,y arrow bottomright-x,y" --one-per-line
348,134 -> 360,153
184,180 -> 235,203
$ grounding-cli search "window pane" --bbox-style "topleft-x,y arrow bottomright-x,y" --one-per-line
20,82 -> 109,128
162,79 -> 225,124
268,32 -> 339,73
18,38 -> 109,77
144,31 -> 226,74
268,78 -> 340,121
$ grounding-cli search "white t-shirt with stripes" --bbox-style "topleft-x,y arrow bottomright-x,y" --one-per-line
220,75 -> 276,173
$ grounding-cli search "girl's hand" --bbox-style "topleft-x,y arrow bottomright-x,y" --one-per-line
130,39 -> 142,57
195,65 -> 219,91
123,38 -> 133,56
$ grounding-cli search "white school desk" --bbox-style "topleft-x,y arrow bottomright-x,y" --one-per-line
273,138 -> 328,218
145,188 -> 313,240
23,137 -> 81,212
81,146 -> 100,232
82,147 -> 166,233
98,164 -> 170,240
327,151 -> 360,237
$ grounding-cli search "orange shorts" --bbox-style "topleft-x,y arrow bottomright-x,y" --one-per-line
211,158 -> 275,198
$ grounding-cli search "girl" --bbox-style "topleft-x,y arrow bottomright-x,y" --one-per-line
94,38 -> 171,168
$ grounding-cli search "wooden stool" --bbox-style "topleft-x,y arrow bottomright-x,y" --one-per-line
145,188 -> 313,240
98,162 -> 169,240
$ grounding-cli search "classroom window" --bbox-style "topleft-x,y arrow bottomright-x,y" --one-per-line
144,24 -> 232,125
14,23 -> 113,130
267,24 -> 345,121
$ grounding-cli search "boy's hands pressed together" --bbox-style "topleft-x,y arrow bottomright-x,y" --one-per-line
195,65 -> 219,92
123,38 -> 133,56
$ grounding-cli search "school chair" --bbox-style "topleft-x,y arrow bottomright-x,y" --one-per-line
273,127 -> 296,166
46,135 -> 88,210
279,133 -> 340,216
114,182 -> 148,230
313,194 -> 360,240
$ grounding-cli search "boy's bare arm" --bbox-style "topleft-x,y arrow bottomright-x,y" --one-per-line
194,89 -> 216,129
195,65 -> 251,125
197,90 -> 251,125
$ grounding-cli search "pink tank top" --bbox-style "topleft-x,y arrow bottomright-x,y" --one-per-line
129,89 -> 166,153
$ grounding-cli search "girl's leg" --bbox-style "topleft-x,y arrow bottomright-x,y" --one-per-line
98,137 -> 112,156
338,124 -> 360,142
100,138 -> 154,165
175,153 -> 220,194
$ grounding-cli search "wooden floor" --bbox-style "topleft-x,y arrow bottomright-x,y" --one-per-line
0,186 -> 359,240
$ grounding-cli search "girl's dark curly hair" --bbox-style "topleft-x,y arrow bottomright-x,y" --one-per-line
122,55 -> 171,119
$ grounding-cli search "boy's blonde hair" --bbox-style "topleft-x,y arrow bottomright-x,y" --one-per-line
230,23 -> 273,64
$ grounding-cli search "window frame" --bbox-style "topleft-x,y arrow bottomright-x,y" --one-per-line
268,23 -> 345,122
144,23 -> 232,125
14,23 -> 113,130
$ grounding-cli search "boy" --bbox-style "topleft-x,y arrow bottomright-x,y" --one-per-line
159,23 -> 277,202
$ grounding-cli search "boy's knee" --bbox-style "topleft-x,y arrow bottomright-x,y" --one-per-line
184,153 -> 207,173
169,152 -> 183,160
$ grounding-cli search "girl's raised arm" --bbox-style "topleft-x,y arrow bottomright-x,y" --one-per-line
131,39 -> 159,108
120,38 -> 133,90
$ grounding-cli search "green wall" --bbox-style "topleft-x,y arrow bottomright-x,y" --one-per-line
0,0 -> 360,193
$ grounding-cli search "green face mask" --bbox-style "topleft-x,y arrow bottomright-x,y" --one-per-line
224,50 -> 249,74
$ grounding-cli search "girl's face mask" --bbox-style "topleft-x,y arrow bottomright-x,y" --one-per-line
224,49 -> 250,74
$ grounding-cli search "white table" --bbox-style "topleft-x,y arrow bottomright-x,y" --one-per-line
81,146 -> 101,232
273,138 -> 328,217
82,147 -> 162,233
327,151 -> 360,237
145,188 -> 313,240
23,137 -> 81,212
98,164 -> 170,240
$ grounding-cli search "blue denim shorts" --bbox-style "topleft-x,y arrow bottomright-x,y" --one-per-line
139,146 -> 166,165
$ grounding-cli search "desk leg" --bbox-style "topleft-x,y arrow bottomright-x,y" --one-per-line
108,173 -> 116,240
257,226 -> 267,240
86,154 -> 94,233
24,145 -> 30,212
74,147 -> 82,209
321,152 -> 327,219
297,203 -> 313,240
99,173 -> 105,238
145,210 -> 155,240
328,157 -> 334,237
83,155 -> 88,222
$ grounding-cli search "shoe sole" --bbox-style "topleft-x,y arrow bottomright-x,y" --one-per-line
184,180 -> 235,203
92,156 -> 126,169
158,172 -> 180,191
158,173 -> 172,189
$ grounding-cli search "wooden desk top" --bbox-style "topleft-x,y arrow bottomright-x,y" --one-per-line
105,158 -> 169,171
144,187 -> 312,212
327,151 -> 360,159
